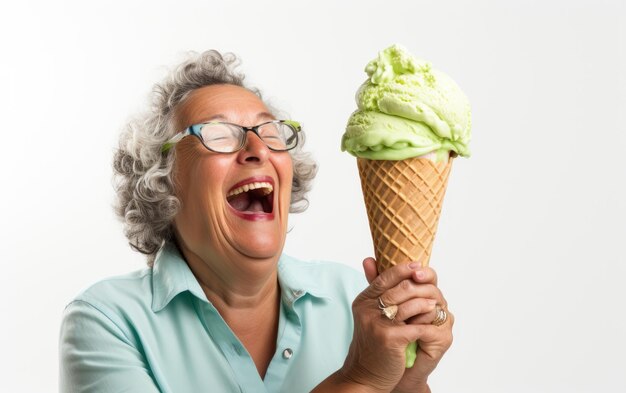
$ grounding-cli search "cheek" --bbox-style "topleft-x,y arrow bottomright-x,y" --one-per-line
174,144 -> 232,225
173,139 -> 203,200
174,161 -> 228,245
277,155 -> 294,188
185,160 -> 230,210
278,156 -> 294,210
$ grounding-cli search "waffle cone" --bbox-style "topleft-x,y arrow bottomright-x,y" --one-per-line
357,157 -> 453,273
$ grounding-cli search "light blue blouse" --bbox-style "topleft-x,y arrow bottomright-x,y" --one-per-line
59,243 -> 367,393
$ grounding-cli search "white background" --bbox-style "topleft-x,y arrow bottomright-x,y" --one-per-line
1,0 -> 624,392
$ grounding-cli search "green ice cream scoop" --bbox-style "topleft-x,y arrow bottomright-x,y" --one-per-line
342,44 -> 471,161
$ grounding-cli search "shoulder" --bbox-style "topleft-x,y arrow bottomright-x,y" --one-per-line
63,268 -> 154,333
60,269 -> 164,392
70,268 -> 152,305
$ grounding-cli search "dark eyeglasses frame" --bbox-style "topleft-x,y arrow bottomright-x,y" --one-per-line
161,120 -> 301,153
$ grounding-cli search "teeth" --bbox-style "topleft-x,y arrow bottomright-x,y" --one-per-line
227,181 -> 274,197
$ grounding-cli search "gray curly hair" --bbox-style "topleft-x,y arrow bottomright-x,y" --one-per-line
113,50 -> 318,266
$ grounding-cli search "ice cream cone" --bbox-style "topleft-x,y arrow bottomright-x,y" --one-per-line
357,156 -> 453,273
344,44 -> 470,368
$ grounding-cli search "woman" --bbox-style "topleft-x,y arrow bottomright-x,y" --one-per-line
59,50 -> 453,393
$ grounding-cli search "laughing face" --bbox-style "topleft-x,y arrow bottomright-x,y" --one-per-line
172,84 -> 293,272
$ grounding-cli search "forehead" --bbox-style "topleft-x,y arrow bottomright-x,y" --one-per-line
176,84 -> 273,128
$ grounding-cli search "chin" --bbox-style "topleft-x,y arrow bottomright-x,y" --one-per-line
235,234 -> 285,260
223,196 -> 289,261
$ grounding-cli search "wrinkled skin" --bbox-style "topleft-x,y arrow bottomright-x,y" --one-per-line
337,258 -> 454,393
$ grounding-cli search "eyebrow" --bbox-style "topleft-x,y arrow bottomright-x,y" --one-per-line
205,114 -> 228,122
200,112 -> 277,124
255,112 -> 276,121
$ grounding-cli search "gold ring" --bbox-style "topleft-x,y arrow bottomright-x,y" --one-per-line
431,305 -> 448,326
381,305 -> 398,320
377,297 -> 388,310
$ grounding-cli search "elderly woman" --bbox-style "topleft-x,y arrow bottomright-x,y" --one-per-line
59,51 -> 453,393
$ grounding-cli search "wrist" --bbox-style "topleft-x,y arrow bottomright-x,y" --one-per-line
335,367 -> 386,393
416,383 -> 431,393
311,370 -> 384,393
393,382 -> 430,393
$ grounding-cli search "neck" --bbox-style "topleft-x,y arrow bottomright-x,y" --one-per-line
175,240 -> 280,309
174,241 -> 281,379
199,266 -> 280,320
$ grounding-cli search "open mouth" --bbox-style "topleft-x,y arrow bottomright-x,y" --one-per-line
226,181 -> 274,214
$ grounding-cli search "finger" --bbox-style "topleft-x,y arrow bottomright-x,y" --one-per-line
379,281 -> 442,310
396,317 -> 454,346
394,298 -> 437,322
362,257 -> 378,284
363,262 -> 421,299
411,266 -> 438,287
408,306 -> 454,327
406,307 -> 438,325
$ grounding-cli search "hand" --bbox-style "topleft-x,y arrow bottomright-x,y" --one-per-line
363,258 -> 454,393
338,258 -> 450,392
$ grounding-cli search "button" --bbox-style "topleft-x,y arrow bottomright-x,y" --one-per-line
282,348 -> 293,359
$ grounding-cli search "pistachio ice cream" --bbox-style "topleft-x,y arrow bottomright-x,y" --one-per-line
342,44 -> 471,161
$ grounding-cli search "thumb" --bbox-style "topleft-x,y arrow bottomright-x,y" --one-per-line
362,257 -> 378,284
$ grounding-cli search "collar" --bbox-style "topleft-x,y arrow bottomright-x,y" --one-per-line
151,242 -> 209,312
277,254 -> 332,305
151,243 -> 332,313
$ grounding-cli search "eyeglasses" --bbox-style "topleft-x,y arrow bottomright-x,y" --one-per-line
161,120 -> 301,153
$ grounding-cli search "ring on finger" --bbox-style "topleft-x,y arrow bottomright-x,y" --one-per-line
381,305 -> 398,321
431,304 -> 448,326
377,297 -> 388,310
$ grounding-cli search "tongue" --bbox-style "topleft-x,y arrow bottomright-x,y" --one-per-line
228,193 -> 250,211
247,199 -> 265,212
228,192 -> 266,213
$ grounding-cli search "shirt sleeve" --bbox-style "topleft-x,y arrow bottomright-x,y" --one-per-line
59,300 -> 161,393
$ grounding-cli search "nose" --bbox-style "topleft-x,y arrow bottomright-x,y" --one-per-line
236,129 -> 270,164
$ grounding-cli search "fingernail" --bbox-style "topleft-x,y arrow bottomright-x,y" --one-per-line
408,262 -> 419,269
415,270 -> 425,279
